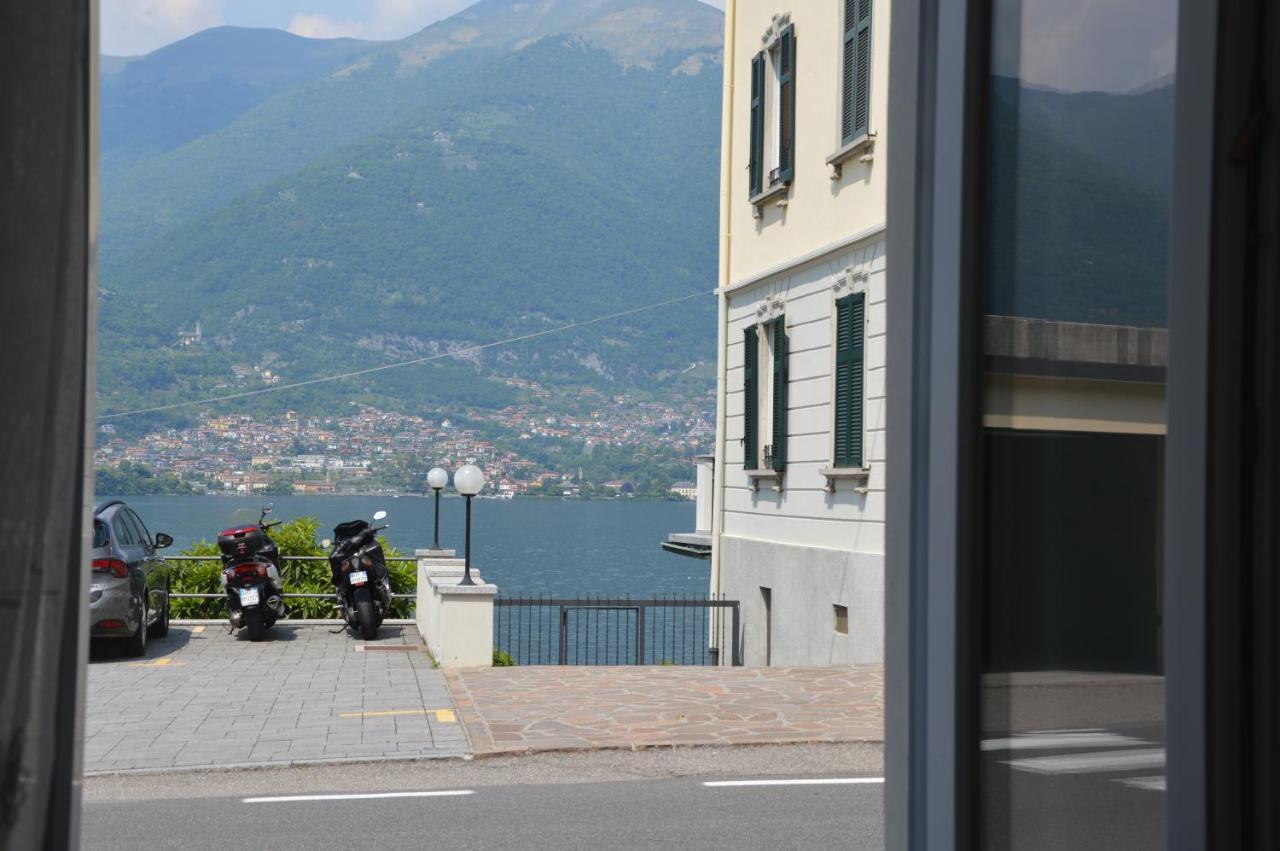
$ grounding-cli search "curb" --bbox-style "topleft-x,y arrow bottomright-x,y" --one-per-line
85,751 -> 473,779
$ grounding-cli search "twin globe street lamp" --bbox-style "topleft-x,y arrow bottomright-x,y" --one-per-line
452,464 -> 486,586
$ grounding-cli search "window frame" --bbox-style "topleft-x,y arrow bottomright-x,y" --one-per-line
831,285 -> 868,470
743,311 -> 789,487
748,23 -> 796,206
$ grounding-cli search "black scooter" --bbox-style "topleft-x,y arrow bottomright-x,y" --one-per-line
217,504 -> 286,640
323,510 -> 392,640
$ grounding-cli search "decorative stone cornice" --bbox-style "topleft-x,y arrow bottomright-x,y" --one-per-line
761,13 -> 791,49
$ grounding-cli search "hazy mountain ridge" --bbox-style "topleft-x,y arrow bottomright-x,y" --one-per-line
986,76 -> 1174,327
102,28 -> 384,170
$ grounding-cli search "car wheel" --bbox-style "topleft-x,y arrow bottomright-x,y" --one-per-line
123,601 -> 147,657
148,589 -> 170,639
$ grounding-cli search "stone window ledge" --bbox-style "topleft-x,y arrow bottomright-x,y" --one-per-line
749,181 -> 791,216
827,132 -> 877,179
746,469 -> 783,492
819,466 -> 871,494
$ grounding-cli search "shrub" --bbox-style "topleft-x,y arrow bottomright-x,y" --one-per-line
492,649 -> 516,667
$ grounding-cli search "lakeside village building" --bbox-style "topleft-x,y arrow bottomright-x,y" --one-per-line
668,0 -> 888,666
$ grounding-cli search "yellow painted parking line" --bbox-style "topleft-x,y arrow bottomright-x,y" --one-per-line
192,626 -> 206,634
129,657 -> 183,668
338,709 -> 456,723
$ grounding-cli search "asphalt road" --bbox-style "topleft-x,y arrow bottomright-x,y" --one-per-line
83,769 -> 884,850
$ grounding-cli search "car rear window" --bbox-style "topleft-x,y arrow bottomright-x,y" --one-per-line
92,520 -> 110,548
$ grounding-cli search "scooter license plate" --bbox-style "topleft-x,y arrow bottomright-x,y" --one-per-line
238,587 -> 260,606
348,570 -> 369,586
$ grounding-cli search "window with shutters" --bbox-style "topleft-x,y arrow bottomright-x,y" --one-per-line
748,24 -> 795,204
829,0 -> 875,176
743,317 -> 789,484
832,292 -> 866,469
843,0 -> 872,145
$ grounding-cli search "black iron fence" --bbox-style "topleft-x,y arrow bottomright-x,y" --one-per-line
493,594 -> 741,666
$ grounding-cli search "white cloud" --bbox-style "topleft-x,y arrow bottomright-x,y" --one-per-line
102,0 -> 226,55
287,0 -> 471,41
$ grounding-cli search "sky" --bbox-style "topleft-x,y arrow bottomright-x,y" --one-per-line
102,0 -> 725,56
991,0 -> 1178,93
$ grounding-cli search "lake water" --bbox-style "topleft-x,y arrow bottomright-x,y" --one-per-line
109,495 -> 710,598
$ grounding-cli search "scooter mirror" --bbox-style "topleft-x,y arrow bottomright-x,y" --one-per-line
373,510 -> 387,521
321,539 -> 331,549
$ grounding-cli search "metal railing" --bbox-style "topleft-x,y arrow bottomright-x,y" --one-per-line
493,594 -> 741,667
161,555 -> 418,600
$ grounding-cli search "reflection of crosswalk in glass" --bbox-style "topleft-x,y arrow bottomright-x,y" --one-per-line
984,728 -> 1167,791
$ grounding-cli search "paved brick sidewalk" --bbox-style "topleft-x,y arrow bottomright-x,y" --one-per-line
444,664 -> 883,755
85,624 -> 466,773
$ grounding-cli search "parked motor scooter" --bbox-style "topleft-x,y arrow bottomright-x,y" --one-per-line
217,504 -> 286,640
322,510 -> 392,640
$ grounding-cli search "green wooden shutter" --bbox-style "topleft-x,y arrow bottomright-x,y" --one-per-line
778,26 -> 796,184
834,293 -> 866,468
771,318 -> 788,472
743,326 -> 758,469
749,52 -> 765,198
843,0 -> 872,144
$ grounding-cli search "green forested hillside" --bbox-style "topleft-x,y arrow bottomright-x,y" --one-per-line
99,0 -> 723,428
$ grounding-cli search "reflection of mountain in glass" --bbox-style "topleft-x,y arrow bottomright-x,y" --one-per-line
985,75 -> 1174,328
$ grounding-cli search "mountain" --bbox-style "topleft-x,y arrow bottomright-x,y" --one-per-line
99,0 -> 723,428
985,76 -> 1174,327
101,28 -> 383,169
100,0 -> 720,260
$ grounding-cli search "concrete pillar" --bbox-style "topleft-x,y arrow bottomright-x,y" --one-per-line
425,570 -> 497,668
415,549 -> 461,647
694,454 -> 715,534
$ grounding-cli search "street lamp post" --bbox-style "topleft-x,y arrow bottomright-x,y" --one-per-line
453,464 -> 485,586
427,467 -> 448,550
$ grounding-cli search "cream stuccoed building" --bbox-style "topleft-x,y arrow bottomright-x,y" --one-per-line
706,0 -> 888,666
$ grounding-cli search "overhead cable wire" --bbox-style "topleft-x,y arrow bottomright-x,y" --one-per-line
96,288 -> 716,420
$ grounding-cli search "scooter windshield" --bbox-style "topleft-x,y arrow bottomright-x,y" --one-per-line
225,507 -> 262,529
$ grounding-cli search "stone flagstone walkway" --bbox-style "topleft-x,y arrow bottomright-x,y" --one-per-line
444,664 -> 883,755
86,624 -> 466,773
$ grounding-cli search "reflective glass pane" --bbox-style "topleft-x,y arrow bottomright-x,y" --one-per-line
980,0 -> 1178,846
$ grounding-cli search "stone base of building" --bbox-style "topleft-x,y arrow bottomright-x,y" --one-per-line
718,535 -> 883,667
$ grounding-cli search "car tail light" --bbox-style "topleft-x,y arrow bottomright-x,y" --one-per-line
91,558 -> 129,578
95,619 -> 124,629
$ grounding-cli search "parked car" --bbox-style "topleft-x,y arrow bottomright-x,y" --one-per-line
89,499 -> 173,656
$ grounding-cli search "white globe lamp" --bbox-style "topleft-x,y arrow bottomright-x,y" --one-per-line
427,467 -> 449,550
453,465 -> 486,584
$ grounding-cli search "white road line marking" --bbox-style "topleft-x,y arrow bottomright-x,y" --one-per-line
981,731 -> 1150,752
1115,775 -> 1167,792
702,778 -> 885,787
1001,748 -> 1166,776
243,790 -> 474,804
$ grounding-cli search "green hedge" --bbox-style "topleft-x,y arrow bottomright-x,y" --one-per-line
169,516 -> 415,620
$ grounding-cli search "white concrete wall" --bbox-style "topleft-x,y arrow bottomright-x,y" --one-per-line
713,233 -> 887,666
721,536 -> 884,666
723,234 -> 887,554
